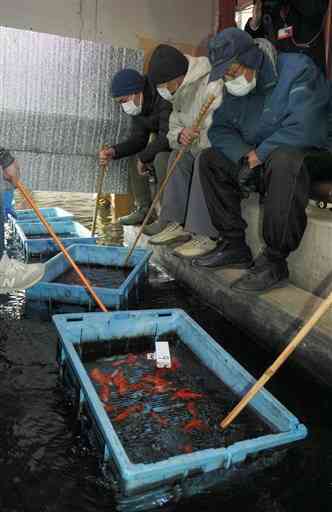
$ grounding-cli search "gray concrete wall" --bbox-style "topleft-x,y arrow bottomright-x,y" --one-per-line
0,0 -> 215,48
242,196 -> 332,298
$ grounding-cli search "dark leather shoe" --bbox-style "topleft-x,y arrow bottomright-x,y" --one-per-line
192,240 -> 253,269
231,252 -> 289,292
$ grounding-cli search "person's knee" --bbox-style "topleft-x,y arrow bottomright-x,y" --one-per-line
199,148 -> 234,180
199,148 -> 217,169
267,146 -> 305,175
153,151 -> 170,170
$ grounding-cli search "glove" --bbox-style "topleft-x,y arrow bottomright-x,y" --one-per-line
146,165 -> 157,184
238,160 -> 261,198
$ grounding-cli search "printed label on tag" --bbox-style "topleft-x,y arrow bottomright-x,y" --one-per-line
278,26 -> 293,40
155,341 -> 171,369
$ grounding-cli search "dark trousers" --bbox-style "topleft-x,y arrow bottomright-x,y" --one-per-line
199,146 -> 332,259
128,151 -> 171,209
128,157 -> 151,209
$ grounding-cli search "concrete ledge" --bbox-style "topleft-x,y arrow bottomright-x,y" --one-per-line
242,196 -> 332,298
131,232 -> 332,391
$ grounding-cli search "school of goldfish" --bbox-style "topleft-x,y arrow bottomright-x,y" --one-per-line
89,353 -> 210,454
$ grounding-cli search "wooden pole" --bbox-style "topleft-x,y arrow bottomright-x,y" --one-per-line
220,290 -> 332,430
325,0 -> 332,79
123,95 -> 216,267
91,144 -> 109,236
15,180 -> 108,313
123,149 -> 185,266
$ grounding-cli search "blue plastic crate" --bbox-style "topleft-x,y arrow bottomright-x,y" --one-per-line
27,244 -> 152,309
8,206 -> 73,229
15,220 -> 96,259
53,309 -> 307,507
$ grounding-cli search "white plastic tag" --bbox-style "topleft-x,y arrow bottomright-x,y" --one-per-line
155,341 -> 171,368
278,26 -> 293,40
147,342 -> 172,368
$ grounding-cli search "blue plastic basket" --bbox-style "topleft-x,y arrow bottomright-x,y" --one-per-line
8,206 -> 73,229
15,220 -> 96,259
27,244 -> 152,309
3,190 -> 16,220
53,309 -> 307,507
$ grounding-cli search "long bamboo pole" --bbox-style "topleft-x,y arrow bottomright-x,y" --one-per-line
15,180 -> 108,313
123,149 -> 185,266
123,94 -> 216,267
220,290 -> 332,430
91,144 -> 109,237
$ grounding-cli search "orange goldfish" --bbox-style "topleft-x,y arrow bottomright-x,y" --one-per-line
150,411 -> 169,427
183,419 -> 209,433
187,401 -> 198,417
114,403 -> 144,422
181,444 -> 193,453
104,403 -> 114,413
112,369 -> 130,395
112,353 -> 138,367
171,389 -> 204,401
99,384 -> 110,402
90,368 -> 110,386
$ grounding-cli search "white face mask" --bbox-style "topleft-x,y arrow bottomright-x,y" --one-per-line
225,73 -> 256,97
157,87 -> 174,102
122,96 -> 142,116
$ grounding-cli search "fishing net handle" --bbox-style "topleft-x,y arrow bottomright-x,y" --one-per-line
92,144 -> 110,235
192,95 -> 216,131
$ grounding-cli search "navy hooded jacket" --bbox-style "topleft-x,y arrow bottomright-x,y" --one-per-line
208,50 -> 330,165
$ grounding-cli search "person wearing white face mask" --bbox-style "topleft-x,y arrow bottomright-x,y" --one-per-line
194,27 -> 332,294
142,44 -> 223,260
224,70 -> 257,97
99,68 -> 172,226
121,96 -> 143,116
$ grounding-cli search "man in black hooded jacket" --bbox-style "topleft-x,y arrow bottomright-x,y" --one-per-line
245,0 -> 328,73
100,68 -> 171,225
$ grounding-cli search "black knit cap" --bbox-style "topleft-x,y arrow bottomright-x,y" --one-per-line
111,69 -> 145,98
148,44 -> 189,85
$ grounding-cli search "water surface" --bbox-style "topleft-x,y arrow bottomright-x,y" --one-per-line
0,191 -> 331,511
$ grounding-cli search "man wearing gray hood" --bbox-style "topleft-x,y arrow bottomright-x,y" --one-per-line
195,28 -> 331,293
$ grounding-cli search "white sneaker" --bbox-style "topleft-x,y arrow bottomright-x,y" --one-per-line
172,236 -> 217,258
148,222 -> 191,246
0,253 -> 45,292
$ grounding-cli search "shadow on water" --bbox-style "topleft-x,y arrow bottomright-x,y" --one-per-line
0,191 -> 332,511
